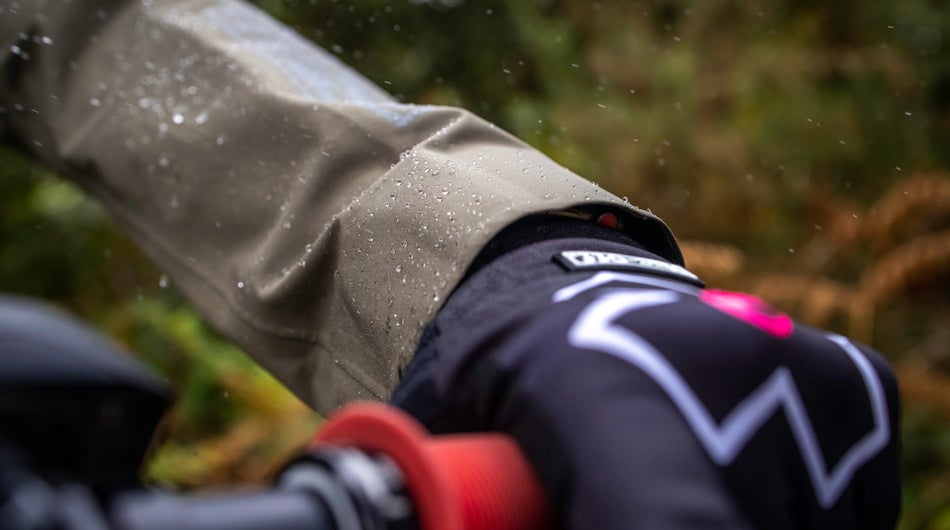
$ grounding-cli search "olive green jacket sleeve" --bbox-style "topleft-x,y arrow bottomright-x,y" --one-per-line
0,0 -> 681,413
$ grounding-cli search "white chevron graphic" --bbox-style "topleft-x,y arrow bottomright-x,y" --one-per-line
565,288 -> 890,508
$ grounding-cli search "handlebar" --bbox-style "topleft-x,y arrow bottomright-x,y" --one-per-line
111,488 -> 339,530
0,403 -> 550,530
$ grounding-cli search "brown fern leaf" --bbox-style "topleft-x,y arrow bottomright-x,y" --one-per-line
746,274 -> 854,328
897,366 -> 950,421
678,240 -> 745,280
831,210 -> 866,246
864,173 -> 950,250
831,174 -> 950,249
860,228 -> 950,306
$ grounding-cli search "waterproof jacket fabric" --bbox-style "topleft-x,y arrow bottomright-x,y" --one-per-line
0,0 -> 681,413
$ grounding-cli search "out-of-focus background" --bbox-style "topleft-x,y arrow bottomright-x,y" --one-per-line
1,0 -> 947,526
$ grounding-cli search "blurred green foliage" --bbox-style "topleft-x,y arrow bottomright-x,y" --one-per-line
1,0 -> 947,526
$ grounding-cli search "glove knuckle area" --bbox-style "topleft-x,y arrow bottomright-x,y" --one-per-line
508,285 -> 902,528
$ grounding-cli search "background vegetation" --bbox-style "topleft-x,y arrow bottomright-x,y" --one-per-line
1,0 -> 947,526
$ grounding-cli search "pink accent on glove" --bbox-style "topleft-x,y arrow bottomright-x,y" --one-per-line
700,289 -> 794,339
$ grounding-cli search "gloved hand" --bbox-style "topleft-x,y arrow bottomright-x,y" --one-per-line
392,230 -> 900,529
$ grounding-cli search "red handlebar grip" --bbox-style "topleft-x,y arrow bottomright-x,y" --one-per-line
313,403 -> 551,530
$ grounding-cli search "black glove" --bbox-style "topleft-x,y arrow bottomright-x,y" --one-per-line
392,222 -> 900,529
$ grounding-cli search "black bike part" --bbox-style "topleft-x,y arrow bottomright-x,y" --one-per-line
0,439 -> 111,530
108,447 -> 417,530
108,488 -> 338,530
289,448 -> 418,530
0,295 -> 169,484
